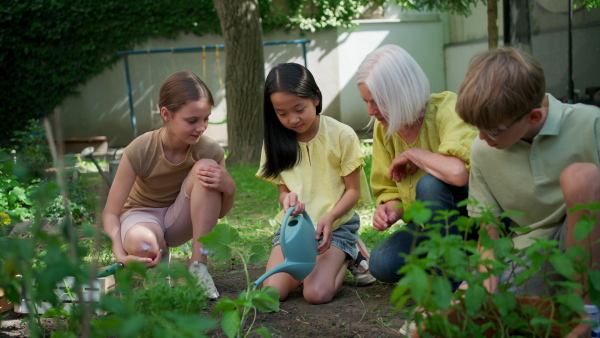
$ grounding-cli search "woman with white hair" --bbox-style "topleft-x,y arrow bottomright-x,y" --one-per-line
357,44 -> 478,285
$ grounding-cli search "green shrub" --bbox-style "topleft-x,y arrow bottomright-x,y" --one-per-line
391,200 -> 600,337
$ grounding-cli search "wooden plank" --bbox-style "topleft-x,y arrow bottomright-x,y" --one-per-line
16,274 -> 116,315
0,288 -> 14,313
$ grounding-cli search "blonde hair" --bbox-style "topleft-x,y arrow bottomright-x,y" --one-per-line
456,47 -> 545,129
357,45 -> 430,137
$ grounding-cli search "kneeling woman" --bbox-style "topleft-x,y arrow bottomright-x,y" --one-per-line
356,45 -> 478,285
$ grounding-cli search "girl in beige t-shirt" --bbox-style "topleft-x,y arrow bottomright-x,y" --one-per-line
102,71 -> 236,300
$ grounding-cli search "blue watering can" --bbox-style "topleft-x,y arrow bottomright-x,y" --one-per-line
253,206 -> 318,286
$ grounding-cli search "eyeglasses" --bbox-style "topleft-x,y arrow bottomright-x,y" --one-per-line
481,106 -> 540,141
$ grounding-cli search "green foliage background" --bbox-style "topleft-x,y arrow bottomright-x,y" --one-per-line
0,0 -> 379,147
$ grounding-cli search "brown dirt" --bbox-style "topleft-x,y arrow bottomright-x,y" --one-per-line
1,262 -> 408,338
205,262 -> 408,338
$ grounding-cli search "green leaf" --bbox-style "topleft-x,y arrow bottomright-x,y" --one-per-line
402,201 -> 433,225
492,292 -> 516,316
250,326 -> 272,338
164,313 -> 217,333
248,244 -> 269,264
556,293 -> 585,313
249,290 -> 280,313
406,266 -> 429,302
119,315 -> 147,337
213,298 -> 237,316
432,276 -> 452,310
390,285 -> 409,304
574,214 -> 595,241
493,237 -> 512,259
463,284 -> 486,315
549,253 -> 575,279
221,310 -> 241,338
589,269 -> 600,291
197,223 -> 240,262
260,286 -> 281,304
589,273 -> 600,307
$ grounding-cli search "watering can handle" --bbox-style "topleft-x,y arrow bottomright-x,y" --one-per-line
281,206 -> 311,245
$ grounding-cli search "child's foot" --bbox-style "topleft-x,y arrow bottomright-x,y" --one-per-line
348,251 -> 376,286
189,261 -> 219,300
399,306 -> 426,336
348,238 -> 376,286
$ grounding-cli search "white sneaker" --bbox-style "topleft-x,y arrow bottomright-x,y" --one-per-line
399,306 -> 426,336
348,238 -> 376,286
347,255 -> 376,286
188,261 -> 219,300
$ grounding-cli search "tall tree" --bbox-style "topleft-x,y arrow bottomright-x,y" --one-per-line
213,0 -> 265,165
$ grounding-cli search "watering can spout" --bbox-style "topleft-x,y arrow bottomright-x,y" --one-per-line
252,206 -> 318,287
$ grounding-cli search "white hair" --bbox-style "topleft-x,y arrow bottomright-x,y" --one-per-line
357,45 -> 430,137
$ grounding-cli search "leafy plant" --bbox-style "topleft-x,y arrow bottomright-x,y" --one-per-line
390,200 -> 599,337
198,223 -> 280,338
9,119 -> 52,179
93,262 -> 217,337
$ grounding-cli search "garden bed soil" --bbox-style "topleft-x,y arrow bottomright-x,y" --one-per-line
0,262 -> 407,337
206,261 -> 406,337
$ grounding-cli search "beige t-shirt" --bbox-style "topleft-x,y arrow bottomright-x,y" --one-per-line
121,128 -> 224,215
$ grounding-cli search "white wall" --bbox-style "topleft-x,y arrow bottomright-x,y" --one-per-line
338,16 -> 445,132
60,14 -> 445,148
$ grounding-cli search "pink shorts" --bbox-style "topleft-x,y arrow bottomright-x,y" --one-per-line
120,178 -> 192,247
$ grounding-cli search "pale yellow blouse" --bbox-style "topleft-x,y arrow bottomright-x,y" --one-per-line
371,91 -> 478,206
256,115 -> 372,230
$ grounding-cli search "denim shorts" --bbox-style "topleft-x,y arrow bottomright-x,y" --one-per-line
272,213 -> 360,260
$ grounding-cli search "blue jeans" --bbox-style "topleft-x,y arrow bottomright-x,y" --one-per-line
369,174 -> 469,286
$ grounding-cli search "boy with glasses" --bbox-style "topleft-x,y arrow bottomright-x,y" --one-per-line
456,46 -> 600,334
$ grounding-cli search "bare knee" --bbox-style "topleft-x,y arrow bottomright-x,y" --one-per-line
123,223 -> 165,258
192,158 -> 218,171
186,158 -> 221,194
560,163 -> 600,204
303,285 -> 334,305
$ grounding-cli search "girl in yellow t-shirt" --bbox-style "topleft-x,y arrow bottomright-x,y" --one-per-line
256,63 -> 372,304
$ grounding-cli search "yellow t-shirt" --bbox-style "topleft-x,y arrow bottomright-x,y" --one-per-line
256,115 -> 372,230
370,91 -> 478,206
122,128 -> 224,215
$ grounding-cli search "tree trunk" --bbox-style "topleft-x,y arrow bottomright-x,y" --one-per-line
487,0 -> 499,49
212,0 -> 264,165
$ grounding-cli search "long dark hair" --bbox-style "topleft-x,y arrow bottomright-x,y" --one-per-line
260,63 -> 322,179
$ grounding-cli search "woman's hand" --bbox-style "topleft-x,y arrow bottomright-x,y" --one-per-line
196,163 -> 235,194
315,214 -> 335,254
373,200 -> 402,231
282,192 -> 305,216
388,148 -> 422,182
